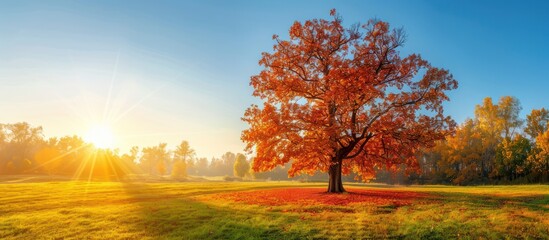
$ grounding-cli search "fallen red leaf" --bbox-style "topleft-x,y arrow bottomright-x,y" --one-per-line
210,187 -> 431,207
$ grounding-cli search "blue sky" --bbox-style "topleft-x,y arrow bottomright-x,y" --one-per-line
1,0 -> 548,157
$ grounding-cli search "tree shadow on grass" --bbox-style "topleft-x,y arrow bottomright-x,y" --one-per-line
119,183 -> 317,239
432,191 -> 549,212
115,183 -> 548,239
398,191 -> 549,239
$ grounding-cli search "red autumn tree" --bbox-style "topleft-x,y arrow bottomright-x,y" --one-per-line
242,10 -> 458,193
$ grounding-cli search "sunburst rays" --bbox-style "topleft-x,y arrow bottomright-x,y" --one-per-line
41,51 -> 176,184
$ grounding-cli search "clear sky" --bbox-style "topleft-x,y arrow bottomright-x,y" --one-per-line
1,0 -> 548,158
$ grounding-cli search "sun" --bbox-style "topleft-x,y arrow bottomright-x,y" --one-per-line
85,124 -> 115,149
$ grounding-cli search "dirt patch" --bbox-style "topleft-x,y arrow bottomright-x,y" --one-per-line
208,187 -> 432,207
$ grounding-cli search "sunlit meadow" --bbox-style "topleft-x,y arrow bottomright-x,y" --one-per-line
1,1 -> 549,239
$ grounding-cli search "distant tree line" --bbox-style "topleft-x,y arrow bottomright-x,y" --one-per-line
375,96 -> 549,185
1,96 -> 547,185
0,122 -> 357,182
0,125 -> 255,180
0,123 -> 130,179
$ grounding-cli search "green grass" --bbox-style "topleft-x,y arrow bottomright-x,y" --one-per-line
0,179 -> 548,239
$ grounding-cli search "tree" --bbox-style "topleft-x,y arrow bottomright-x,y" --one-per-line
194,157 -> 209,176
525,108 -> 549,140
446,119 -> 484,185
495,134 -> 531,181
209,157 -> 223,176
497,96 -> 523,139
173,141 -> 195,175
92,148 -> 127,180
34,137 -> 62,175
233,153 -> 250,178
0,124 -> 6,144
55,135 -> 89,176
171,159 -> 187,179
119,146 -> 142,175
128,146 -> 141,164
0,122 -> 45,174
474,96 -> 523,181
242,10 -> 457,193
221,152 -> 236,176
528,129 -> 549,181
4,122 -> 43,144
174,141 -> 195,163
475,97 -> 502,138
416,140 -> 452,184
141,143 -> 169,176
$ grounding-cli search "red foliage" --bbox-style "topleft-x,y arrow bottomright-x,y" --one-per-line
210,188 -> 431,207
242,10 -> 458,183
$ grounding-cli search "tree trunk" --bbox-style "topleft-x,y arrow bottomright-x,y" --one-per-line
327,159 -> 345,193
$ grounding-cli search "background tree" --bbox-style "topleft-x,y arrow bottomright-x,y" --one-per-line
525,108 -> 549,140
54,135 -> 89,176
233,153 -> 250,178
221,152 -> 236,176
474,97 -> 503,179
497,96 -> 523,139
91,148 -> 127,180
0,122 -> 44,174
446,119 -> 484,185
194,157 -> 209,176
171,159 -> 187,179
528,129 -> 549,181
209,157 -> 223,176
416,140 -> 452,184
140,143 -> 169,176
174,141 -> 195,163
242,10 -> 457,192
126,146 -> 141,164
495,134 -> 531,182
34,138 -> 61,175
119,146 -> 142,176
5,122 -> 44,144
173,141 -> 195,175
0,124 -> 5,144
473,96 -> 525,180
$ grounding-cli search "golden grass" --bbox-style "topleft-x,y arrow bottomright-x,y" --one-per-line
0,180 -> 547,239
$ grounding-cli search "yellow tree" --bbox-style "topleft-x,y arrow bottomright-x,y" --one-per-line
474,96 -> 522,180
529,130 -> 549,181
242,10 -> 457,192
496,134 -> 531,181
418,140 -> 453,183
171,160 -> 187,179
0,122 -> 44,174
497,96 -> 523,139
141,143 -> 169,176
174,141 -> 195,163
172,141 -> 194,179
55,135 -> 90,176
446,119 -> 483,185
233,153 -> 250,178
525,108 -> 549,140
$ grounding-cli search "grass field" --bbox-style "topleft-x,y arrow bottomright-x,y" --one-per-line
1,178 -> 548,239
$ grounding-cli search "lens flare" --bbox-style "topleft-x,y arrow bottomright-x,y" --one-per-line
85,124 -> 115,149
